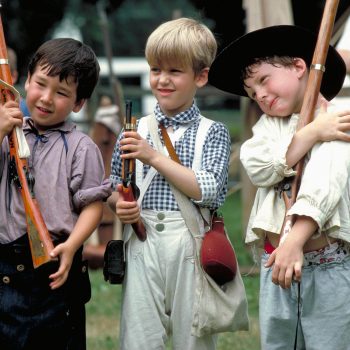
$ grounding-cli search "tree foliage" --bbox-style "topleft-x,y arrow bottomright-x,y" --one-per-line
2,0 -> 349,84
1,0 -> 68,80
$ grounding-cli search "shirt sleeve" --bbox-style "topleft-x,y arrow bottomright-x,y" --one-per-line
193,122 -> 231,206
110,131 -> 123,190
288,138 -> 350,229
70,137 -> 112,211
240,113 -> 297,187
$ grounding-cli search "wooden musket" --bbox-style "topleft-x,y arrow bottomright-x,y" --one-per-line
279,0 -> 340,244
121,100 -> 147,241
0,6 -> 55,267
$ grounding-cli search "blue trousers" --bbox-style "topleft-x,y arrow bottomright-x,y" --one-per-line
0,235 -> 90,350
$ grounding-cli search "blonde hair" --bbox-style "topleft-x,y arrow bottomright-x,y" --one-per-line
145,17 -> 217,75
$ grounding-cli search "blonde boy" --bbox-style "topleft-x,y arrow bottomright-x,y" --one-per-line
109,18 -> 233,349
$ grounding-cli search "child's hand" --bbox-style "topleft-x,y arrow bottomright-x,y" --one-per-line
265,237 -> 303,289
0,101 -> 23,138
120,131 -> 157,165
48,242 -> 75,290
313,102 -> 350,142
116,183 -> 141,224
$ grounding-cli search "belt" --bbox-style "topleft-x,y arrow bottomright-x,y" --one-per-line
0,234 -> 32,264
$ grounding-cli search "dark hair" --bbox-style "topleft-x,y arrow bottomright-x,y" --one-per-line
28,38 -> 100,102
242,56 -> 296,81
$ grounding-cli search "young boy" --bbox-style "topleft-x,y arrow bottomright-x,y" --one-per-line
208,25 -> 350,349
0,38 -> 111,349
109,18 -> 236,349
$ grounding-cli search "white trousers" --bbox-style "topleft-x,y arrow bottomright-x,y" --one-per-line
120,210 -> 217,350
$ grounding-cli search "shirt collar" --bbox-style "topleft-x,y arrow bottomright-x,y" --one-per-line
154,103 -> 200,131
23,118 -> 76,135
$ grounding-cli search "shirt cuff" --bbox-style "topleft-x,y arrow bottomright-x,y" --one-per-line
193,170 -> 217,205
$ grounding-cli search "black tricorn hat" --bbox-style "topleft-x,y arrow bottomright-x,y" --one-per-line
208,25 -> 346,101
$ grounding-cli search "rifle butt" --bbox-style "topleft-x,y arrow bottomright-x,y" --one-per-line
23,192 -> 57,268
10,130 -> 56,268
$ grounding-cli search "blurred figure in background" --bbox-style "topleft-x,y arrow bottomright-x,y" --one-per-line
83,94 -> 121,268
7,46 -> 31,116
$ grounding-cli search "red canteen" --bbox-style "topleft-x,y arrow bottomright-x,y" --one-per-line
200,216 -> 237,285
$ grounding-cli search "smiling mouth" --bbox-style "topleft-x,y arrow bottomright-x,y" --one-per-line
37,106 -> 52,113
158,88 -> 173,93
269,98 -> 276,109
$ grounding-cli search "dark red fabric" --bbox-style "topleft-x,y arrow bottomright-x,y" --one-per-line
264,240 -> 276,254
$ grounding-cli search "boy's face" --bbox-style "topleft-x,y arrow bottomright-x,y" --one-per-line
243,59 -> 307,117
24,65 -> 84,131
149,62 -> 208,117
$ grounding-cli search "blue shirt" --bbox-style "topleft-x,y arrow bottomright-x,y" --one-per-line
110,103 -> 231,211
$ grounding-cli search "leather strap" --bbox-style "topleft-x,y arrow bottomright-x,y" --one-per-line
159,124 -> 181,164
159,123 -> 212,228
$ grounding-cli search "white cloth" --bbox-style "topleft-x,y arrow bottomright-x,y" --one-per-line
94,105 -> 120,135
336,16 -> 350,51
120,210 -> 217,350
240,107 -> 350,247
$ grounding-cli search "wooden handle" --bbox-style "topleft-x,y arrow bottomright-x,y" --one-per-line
0,11 -> 55,267
121,100 -> 147,241
280,0 -> 340,244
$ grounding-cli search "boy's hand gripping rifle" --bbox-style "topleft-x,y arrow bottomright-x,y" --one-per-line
0,8 -> 56,268
122,100 -> 147,241
279,0 -> 340,245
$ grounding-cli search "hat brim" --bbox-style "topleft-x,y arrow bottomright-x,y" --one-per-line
208,25 -> 346,101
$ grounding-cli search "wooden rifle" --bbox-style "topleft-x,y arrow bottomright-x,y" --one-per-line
121,100 -> 147,241
279,0 -> 340,245
0,5 -> 56,268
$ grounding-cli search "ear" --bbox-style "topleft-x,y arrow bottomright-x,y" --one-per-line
195,67 -> 209,88
73,98 -> 86,113
293,58 -> 307,79
24,73 -> 31,92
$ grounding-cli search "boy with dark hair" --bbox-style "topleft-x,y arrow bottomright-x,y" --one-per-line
0,38 -> 111,349
209,25 -> 350,349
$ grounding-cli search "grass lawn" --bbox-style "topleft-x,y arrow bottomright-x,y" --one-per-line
86,191 -> 261,349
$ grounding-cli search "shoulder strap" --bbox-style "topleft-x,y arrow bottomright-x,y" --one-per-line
135,116 -> 149,188
192,116 -> 214,171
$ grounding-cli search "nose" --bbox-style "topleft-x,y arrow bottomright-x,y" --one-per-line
40,89 -> 53,104
158,72 -> 170,85
255,88 -> 267,102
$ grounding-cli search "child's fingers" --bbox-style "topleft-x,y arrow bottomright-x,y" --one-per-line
293,262 -> 302,282
264,250 -> 276,267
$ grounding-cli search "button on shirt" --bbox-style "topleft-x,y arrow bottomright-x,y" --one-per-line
110,103 -> 231,211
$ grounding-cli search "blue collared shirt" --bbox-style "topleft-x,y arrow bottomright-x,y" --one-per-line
110,103 -> 231,211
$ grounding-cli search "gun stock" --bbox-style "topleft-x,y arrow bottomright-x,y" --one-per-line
122,100 -> 147,241
279,0 -> 340,245
0,8 -> 55,268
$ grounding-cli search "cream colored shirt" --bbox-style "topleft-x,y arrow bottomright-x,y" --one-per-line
240,109 -> 350,247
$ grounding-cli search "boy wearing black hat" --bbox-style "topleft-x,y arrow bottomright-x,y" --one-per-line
209,25 -> 350,349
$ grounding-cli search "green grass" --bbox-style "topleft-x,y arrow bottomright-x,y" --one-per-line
86,192 -> 261,350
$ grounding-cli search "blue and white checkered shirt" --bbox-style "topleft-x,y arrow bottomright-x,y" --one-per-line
110,103 -> 231,211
